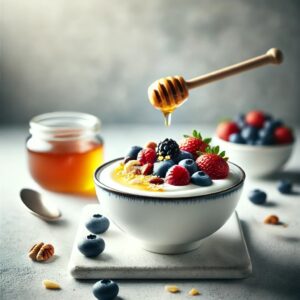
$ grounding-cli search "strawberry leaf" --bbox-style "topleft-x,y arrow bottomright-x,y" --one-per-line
219,151 -> 226,158
192,129 -> 197,138
214,146 -> 220,154
205,145 -> 212,153
203,138 -> 212,144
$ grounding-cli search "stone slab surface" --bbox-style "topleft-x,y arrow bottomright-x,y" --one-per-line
69,204 -> 252,279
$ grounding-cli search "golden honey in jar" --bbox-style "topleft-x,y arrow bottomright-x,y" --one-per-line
26,112 -> 104,195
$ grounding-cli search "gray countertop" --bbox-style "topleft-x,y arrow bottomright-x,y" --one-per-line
1,125 -> 299,300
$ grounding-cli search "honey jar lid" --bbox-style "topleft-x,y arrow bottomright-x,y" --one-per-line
29,112 -> 101,140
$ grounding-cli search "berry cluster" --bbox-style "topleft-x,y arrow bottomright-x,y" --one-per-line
123,130 -> 229,187
217,110 -> 294,145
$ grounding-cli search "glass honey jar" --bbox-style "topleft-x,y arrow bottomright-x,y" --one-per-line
26,112 -> 104,195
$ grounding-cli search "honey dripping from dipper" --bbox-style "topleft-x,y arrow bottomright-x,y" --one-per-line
148,48 -> 283,126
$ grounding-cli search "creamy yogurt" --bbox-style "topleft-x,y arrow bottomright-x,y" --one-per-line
98,160 -> 244,198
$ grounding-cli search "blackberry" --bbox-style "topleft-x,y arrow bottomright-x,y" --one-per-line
157,138 -> 180,161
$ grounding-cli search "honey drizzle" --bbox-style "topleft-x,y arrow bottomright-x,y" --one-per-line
163,112 -> 172,127
112,164 -> 164,192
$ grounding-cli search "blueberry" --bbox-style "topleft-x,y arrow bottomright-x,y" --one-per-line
255,139 -> 266,146
241,126 -> 258,141
278,179 -> 292,194
126,146 -> 142,159
78,234 -> 105,257
175,150 -> 194,162
259,128 -> 273,138
257,129 -> 274,145
246,139 -> 257,145
264,119 -> 283,131
93,279 -> 119,300
256,137 -> 274,146
234,114 -> 246,129
86,214 -> 110,234
264,113 -> 273,121
248,189 -> 267,205
153,160 -> 175,178
179,159 -> 198,175
229,133 -> 246,144
191,171 -> 212,186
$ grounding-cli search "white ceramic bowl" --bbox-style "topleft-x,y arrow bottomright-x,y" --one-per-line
214,137 -> 294,178
94,158 -> 245,254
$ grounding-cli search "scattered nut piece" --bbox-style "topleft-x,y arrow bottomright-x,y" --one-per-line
144,141 -> 157,150
43,279 -> 61,290
135,169 -> 142,175
29,242 -> 54,261
264,215 -> 279,225
165,285 -> 180,293
149,177 -> 164,185
188,288 -> 201,296
124,160 -> 141,174
37,244 -> 55,261
28,242 -> 44,260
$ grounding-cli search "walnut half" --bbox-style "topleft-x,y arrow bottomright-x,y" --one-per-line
29,242 -> 55,261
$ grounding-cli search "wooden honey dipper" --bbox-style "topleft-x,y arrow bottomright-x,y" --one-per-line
148,48 -> 283,126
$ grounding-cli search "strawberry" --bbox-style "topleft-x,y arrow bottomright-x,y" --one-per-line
245,110 -> 265,128
179,130 -> 211,158
141,163 -> 153,175
216,121 -> 239,141
165,165 -> 190,186
274,126 -> 294,144
137,148 -> 156,165
196,146 -> 229,179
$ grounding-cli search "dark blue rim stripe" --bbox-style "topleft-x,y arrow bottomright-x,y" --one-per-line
94,158 -> 246,202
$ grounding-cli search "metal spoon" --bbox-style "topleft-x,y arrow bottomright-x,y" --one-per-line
20,188 -> 62,221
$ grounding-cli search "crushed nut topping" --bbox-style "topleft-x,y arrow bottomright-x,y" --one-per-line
113,163 -> 164,192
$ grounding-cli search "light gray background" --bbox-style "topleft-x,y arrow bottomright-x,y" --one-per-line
1,0 -> 300,125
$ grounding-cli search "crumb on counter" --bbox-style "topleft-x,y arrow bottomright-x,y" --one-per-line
188,288 -> 201,296
264,215 -> 279,225
42,279 -> 61,290
165,285 -> 180,293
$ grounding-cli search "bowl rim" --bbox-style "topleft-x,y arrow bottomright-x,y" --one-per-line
94,158 -> 246,201
214,136 -> 294,151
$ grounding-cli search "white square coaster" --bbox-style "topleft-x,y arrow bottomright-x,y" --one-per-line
68,205 -> 251,279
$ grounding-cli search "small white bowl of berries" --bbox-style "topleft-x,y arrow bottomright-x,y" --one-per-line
214,110 -> 295,178
94,131 -> 245,254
